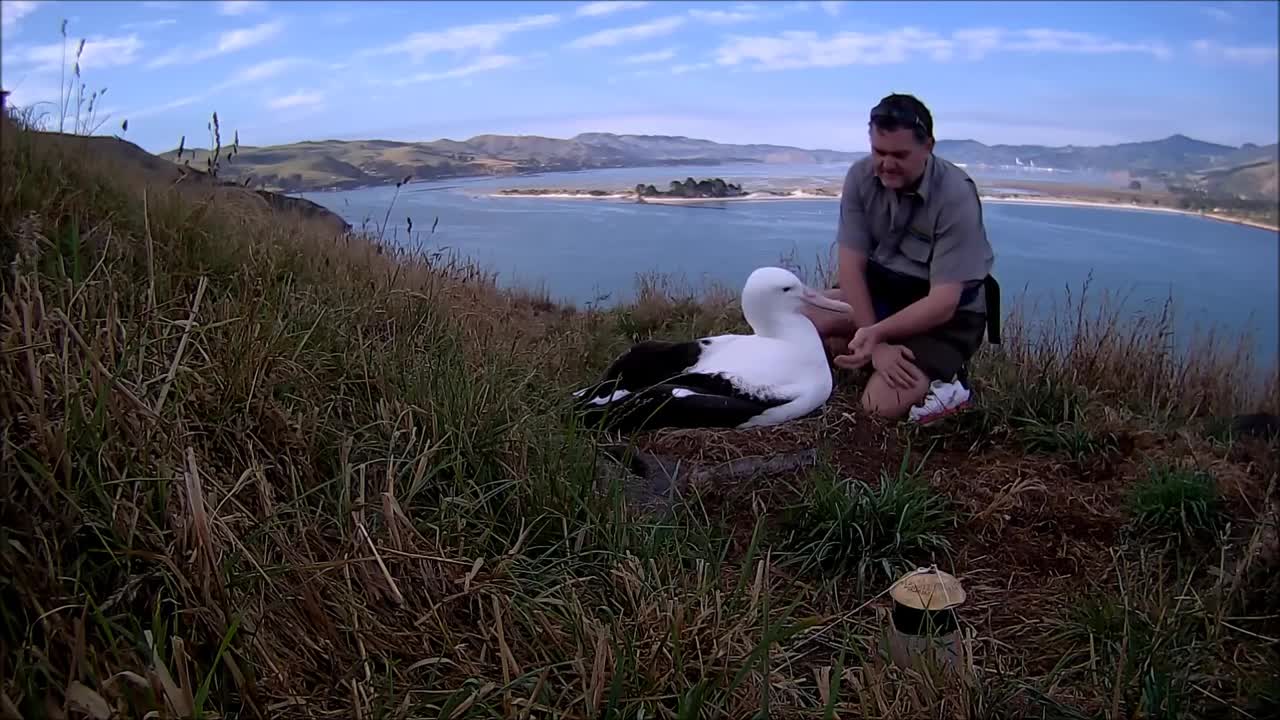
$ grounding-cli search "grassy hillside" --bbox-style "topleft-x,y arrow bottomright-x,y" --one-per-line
3,108 -> 1279,719
933,134 -> 1242,174
160,132 -> 863,193
1193,146 -> 1280,202
160,128 -> 1280,207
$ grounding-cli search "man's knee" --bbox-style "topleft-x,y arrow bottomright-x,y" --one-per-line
860,371 -> 929,419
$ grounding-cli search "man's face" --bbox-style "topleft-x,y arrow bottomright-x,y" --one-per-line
870,126 -> 932,190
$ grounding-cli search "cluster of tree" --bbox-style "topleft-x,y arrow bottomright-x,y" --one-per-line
1166,184 -> 1277,213
634,177 -> 746,199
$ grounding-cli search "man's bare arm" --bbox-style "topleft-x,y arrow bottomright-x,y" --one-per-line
836,245 -> 877,329
869,282 -> 962,342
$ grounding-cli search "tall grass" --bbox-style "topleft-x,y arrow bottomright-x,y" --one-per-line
2,46 -> 1278,716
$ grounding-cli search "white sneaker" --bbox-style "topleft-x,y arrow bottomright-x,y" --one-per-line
909,377 -> 974,425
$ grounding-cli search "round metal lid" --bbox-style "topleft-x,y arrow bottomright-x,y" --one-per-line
889,567 -> 966,611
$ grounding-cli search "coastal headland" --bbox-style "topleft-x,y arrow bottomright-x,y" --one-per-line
491,177 -> 1280,231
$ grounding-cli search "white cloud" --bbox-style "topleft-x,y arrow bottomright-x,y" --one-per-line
817,1 -> 845,16
715,26 -> 1173,70
2,76 -> 61,110
1197,5 -> 1235,23
268,90 -> 323,110
392,54 -> 520,85
1008,29 -> 1171,59
1,0 -> 41,31
217,20 -> 282,53
147,20 -> 283,68
122,18 -> 178,31
217,0 -> 265,16
689,5 -> 770,25
577,2 -> 649,17
5,33 -> 144,71
228,56 -> 308,84
568,15 -> 685,49
126,94 -> 204,121
671,62 -> 712,75
126,56 -> 306,121
623,47 -> 677,63
370,14 -> 558,63
1192,39 -> 1278,64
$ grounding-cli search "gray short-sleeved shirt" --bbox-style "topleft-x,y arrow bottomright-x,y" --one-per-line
836,153 -> 994,315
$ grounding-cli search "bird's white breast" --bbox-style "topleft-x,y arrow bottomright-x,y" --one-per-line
691,333 -> 831,402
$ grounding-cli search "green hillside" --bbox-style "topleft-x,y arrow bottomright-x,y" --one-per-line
4,106 -> 1280,718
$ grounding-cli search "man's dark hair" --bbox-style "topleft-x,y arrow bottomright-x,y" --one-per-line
869,93 -> 933,144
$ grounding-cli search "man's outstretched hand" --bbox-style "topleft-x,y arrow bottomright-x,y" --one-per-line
833,325 -> 881,370
832,326 -> 926,390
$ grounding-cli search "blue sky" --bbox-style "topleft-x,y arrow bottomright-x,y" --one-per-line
1,0 -> 1276,153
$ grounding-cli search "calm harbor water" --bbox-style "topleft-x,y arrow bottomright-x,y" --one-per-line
298,163 -> 1278,365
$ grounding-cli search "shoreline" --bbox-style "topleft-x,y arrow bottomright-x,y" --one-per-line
486,188 -> 1280,232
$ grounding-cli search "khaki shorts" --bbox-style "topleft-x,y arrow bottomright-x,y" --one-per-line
835,262 -> 989,382
893,310 -> 986,382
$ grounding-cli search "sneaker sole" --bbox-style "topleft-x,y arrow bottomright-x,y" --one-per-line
913,398 -> 975,426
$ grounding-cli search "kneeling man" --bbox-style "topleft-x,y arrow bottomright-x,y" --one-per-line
807,93 -> 999,422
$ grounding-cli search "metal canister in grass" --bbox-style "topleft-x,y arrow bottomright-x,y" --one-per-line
882,567 -> 968,676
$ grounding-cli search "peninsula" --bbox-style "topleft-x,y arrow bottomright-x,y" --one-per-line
159,130 -> 1276,228
488,176 -> 1279,230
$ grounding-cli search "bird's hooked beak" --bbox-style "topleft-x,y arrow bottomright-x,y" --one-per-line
800,285 -> 852,315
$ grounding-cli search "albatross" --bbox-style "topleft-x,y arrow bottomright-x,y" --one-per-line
572,266 -> 853,433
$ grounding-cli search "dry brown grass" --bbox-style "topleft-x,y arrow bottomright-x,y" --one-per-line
2,100 -> 1279,720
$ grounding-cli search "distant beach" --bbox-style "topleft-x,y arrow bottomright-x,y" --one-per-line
488,186 -> 1280,232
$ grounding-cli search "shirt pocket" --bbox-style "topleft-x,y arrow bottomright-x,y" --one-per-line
898,227 -> 934,265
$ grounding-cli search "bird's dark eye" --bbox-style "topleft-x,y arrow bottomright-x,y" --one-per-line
783,286 -> 794,292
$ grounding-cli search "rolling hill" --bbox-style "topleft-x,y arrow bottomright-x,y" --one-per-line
159,132 -> 864,193
159,131 -> 1279,201
933,134 -> 1249,175
1188,144 -> 1279,202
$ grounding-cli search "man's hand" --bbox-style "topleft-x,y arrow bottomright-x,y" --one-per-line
846,324 -> 883,360
871,344 -> 927,390
833,324 -> 881,370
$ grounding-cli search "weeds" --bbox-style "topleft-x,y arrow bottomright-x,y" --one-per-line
780,445 -> 952,582
1,86 -> 1276,718
1127,463 -> 1223,539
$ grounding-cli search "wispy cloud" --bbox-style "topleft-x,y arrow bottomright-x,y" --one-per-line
392,54 -> 520,85
716,26 -> 1173,70
689,5 -> 771,25
122,18 -> 178,32
5,32 -> 144,71
268,90 -> 324,110
217,20 -> 284,53
622,47 -> 677,63
2,76 -> 61,109
576,2 -> 650,18
1,0 -> 43,32
147,20 -> 283,68
370,14 -> 558,62
127,94 -> 205,121
817,1 -> 846,17
568,15 -> 685,49
1197,5 -> 1235,23
129,56 -> 307,120
671,62 -> 713,75
229,56 -> 309,84
1192,39 -> 1277,64
217,1 -> 265,17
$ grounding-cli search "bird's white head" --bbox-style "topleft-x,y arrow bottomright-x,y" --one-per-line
740,266 -> 852,339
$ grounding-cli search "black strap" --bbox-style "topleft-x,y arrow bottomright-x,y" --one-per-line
983,275 -> 1001,344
